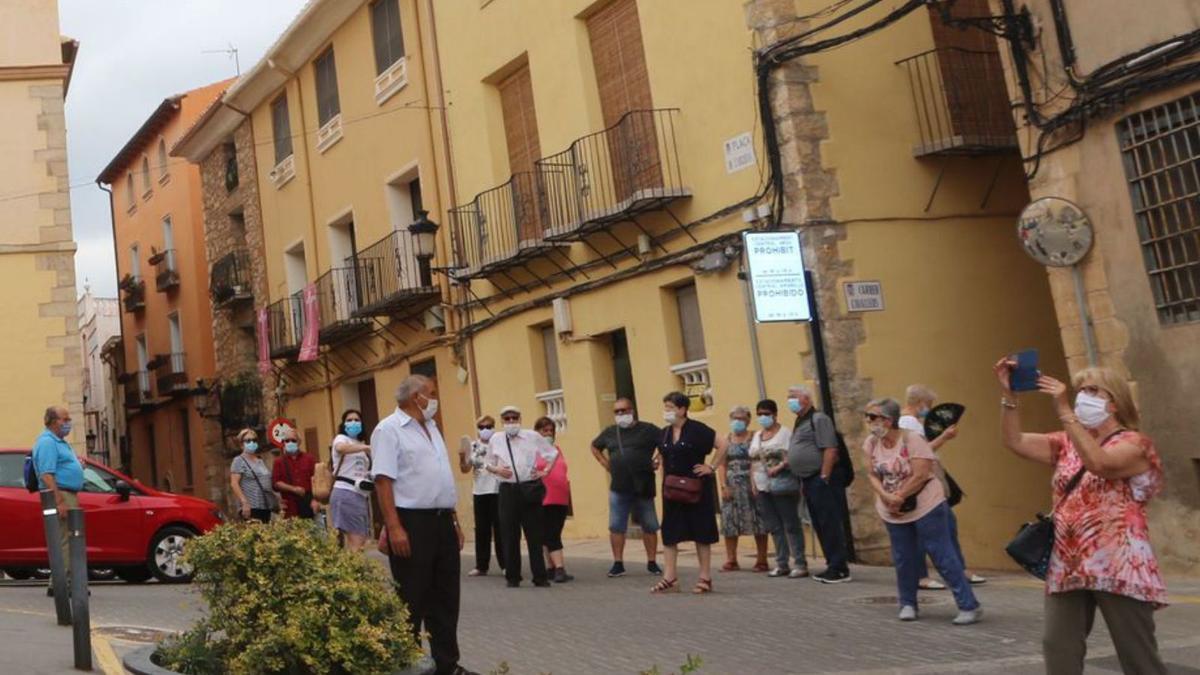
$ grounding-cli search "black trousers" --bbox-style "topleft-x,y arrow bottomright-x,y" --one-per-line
543,504 -> 569,553
472,493 -> 504,572
801,474 -> 850,574
499,483 -> 547,585
387,508 -> 461,675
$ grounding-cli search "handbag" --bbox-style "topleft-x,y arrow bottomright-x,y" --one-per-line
1006,467 -> 1086,579
506,434 -> 547,505
240,456 -> 280,515
663,474 -> 703,504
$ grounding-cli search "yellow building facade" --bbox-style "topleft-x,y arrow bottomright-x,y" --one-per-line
0,0 -> 81,449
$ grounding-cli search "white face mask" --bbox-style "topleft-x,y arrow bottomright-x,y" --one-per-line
615,414 -> 635,429
420,395 -> 439,421
1074,392 -> 1111,429
479,428 -> 494,442
504,423 -> 520,437
868,424 -> 888,439
663,410 -> 677,425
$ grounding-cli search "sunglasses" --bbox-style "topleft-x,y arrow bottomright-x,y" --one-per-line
863,412 -> 889,422
613,408 -> 632,415
477,424 -> 494,430
501,416 -> 520,422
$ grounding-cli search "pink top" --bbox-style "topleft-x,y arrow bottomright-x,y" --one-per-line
864,431 -> 946,524
1047,431 -> 1167,607
536,445 -> 570,507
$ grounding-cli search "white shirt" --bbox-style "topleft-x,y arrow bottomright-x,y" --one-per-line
749,426 -> 791,492
468,439 -> 499,495
331,433 -> 371,495
486,429 -> 557,483
898,415 -> 926,438
370,407 -> 458,509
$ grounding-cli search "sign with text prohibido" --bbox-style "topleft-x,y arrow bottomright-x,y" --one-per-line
843,281 -> 884,312
744,231 -> 811,323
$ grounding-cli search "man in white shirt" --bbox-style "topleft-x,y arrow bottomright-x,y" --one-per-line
484,405 -> 558,588
373,375 -> 475,675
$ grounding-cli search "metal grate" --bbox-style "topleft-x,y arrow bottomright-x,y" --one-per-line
1117,92 -> 1200,325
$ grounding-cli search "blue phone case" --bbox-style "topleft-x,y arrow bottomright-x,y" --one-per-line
1011,349 -> 1040,392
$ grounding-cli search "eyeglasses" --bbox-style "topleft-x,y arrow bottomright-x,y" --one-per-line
477,424 -> 494,430
863,412 -> 888,422
613,408 -> 632,415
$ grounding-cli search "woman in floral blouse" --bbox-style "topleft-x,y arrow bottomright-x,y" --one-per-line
995,360 -> 1167,675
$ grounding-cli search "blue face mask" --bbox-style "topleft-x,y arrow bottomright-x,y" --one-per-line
730,419 -> 748,434
243,441 -> 259,453
58,421 -> 73,437
758,415 -> 774,428
344,421 -> 363,438
284,441 -> 299,455
917,407 -> 931,419
787,398 -> 803,414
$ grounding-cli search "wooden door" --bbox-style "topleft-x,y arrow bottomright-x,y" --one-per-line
498,64 -> 543,244
588,0 -> 660,202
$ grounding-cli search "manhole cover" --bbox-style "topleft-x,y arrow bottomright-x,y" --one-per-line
852,594 -> 946,606
93,626 -> 176,643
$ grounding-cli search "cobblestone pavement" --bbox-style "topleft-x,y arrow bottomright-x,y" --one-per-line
2,541 -> 1198,674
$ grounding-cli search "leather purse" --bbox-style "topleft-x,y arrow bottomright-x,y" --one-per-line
663,475 -> 703,504
1006,467 -> 1086,579
506,435 -> 547,505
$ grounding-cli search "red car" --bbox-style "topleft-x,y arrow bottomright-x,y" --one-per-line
0,449 -> 223,583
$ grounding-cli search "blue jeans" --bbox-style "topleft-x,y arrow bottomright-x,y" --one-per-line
756,492 -> 805,569
608,491 -> 660,534
918,505 -> 966,579
885,502 -> 979,611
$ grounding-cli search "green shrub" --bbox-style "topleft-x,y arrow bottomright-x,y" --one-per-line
155,519 -> 421,674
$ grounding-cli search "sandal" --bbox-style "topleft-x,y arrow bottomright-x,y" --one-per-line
650,577 -> 680,594
720,561 -> 740,572
752,562 -> 770,573
692,577 -> 713,594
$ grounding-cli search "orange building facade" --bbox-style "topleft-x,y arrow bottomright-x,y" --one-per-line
99,80 -> 229,501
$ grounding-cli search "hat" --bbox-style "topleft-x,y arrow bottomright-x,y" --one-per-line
499,405 -> 521,416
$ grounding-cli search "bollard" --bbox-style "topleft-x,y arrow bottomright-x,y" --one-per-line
38,490 -> 71,625
67,509 -> 91,671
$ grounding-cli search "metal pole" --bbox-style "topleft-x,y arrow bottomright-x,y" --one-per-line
67,509 -> 91,671
39,490 -> 71,625
1071,264 -> 1099,366
739,263 -> 768,401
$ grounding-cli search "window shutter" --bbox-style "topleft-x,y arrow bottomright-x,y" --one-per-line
272,96 -> 293,164
542,326 -> 562,390
675,284 -> 707,362
371,0 -> 405,75
315,49 -> 341,126
498,64 -> 542,242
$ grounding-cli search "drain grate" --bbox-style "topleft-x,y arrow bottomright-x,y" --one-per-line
93,626 -> 176,643
852,594 -> 946,606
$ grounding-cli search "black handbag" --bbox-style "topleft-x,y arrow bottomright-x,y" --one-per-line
1005,467 -> 1086,579
505,435 -> 546,505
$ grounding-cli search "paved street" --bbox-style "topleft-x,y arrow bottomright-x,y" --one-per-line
2,541 -> 1199,674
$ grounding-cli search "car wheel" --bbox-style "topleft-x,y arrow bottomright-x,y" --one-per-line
115,567 -> 152,584
2,568 -> 35,580
148,526 -> 195,583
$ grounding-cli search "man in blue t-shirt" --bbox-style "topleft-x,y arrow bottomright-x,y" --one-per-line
32,405 -> 83,593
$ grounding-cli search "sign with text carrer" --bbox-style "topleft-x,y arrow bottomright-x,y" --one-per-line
744,231 -> 811,323
843,280 -> 884,312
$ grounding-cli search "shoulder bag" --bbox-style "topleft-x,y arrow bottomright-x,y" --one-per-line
506,434 -> 547,505
1005,466 -> 1085,579
661,427 -> 703,504
240,456 -> 280,515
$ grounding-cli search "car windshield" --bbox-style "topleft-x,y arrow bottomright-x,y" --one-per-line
81,465 -> 119,493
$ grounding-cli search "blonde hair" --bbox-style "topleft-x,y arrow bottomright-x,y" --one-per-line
1072,367 -> 1140,430
905,384 -> 937,406
729,405 -> 751,419
237,428 -> 257,442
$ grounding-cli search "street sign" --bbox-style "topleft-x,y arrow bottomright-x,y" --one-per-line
266,417 -> 296,450
843,281 -> 884,312
724,132 -> 756,174
744,231 -> 811,322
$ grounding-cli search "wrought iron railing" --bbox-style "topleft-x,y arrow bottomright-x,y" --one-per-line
211,249 -> 253,307
895,48 -> 1017,156
315,267 -> 370,343
450,171 -> 549,275
155,352 -> 188,395
124,370 -> 151,408
353,229 -> 438,317
154,249 -> 180,292
121,277 -> 146,313
267,293 -> 304,358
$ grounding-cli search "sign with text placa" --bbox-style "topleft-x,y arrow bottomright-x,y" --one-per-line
724,132 -> 756,174
843,280 -> 885,312
745,231 -> 811,323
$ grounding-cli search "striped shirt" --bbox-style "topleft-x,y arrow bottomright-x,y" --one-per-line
231,454 -> 273,509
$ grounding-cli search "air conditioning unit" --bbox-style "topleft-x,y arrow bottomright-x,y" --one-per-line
552,298 -> 572,336
424,306 -> 445,333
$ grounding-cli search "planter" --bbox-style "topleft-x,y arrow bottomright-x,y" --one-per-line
123,645 -> 436,675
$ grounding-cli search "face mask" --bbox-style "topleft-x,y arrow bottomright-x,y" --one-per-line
1074,392 -> 1111,429
868,424 -> 888,439
479,428 -> 494,442
615,414 -> 635,429
787,398 -> 802,414
758,415 -> 774,428
421,396 -> 439,421
284,441 -> 299,454
504,423 -> 520,437
344,421 -> 363,438
917,407 -> 930,419
243,441 -> 259,453
58,421 -> 72,437
730,419 -> 748,434
663,410 -> 677,425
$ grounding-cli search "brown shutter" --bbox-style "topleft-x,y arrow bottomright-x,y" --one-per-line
498,64 -> 543,243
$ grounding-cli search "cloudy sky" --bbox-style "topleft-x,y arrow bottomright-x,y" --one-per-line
62,0 -> 307,298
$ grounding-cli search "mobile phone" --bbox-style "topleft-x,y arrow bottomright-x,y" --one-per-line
1010,349 -> 1040,392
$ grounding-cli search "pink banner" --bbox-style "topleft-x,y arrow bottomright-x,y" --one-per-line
256,308 -> 271,374
298,283 -> 320,362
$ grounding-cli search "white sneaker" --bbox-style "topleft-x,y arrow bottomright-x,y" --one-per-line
898,605 -> 918,621
968,573 -> 988,585
953,608 -> 983,625
788,567 -> 809,579
767,567 -> 789,578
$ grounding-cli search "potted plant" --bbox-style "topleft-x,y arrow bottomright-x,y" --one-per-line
124,519 -> 431,675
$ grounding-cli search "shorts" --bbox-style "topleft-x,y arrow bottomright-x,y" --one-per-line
608,491 -> 659,535
330,488 -> 370,536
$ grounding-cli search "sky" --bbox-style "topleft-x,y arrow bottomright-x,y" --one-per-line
62,0 -> 308,299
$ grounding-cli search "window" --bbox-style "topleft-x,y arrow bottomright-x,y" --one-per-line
675,283 -> 707,362
162,215 -> 175,251
314,48 -> 341,127
126,173 -> 136,208
0,454 -> 24,488
409,177 -> 423,219
81,465 -> 117,493
1117,92 -> 1200,325
130,244 -> 141,279
157,138 -> 168,178
168,312 -> 183,354
387,174 -> 422,229
370,0 -> 405,75
541,325 -> 562,390
271,95 -> 293,165
141,156 -> 151,194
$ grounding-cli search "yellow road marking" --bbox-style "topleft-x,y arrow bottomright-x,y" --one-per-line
92,632 -> 124,675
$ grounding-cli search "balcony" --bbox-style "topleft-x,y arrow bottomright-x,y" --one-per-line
896,48 -> 1017,157
124,370 -> 152,409
152,249 -> 180,292
352,230 -> 440,320
211,249 -> 253,308
670,358 -> 712,411
155,352 -> 188,396
535,389 -> 567,432
267,293 -> 304,359
450,171 -> 561,279
315,266 -> 372,345
120,276 -> 146,313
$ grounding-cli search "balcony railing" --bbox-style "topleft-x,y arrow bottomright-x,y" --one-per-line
450,171 -> 559,278
267,293 -> 304,358
211,249 -> 253,308
670,358 -> 713,411
315,267 -> 371,345
121,277 -> 146,313
535,389 -> 567,432
896,48 -> 1017,157
155,352 -> 188,396
352,230 -> 439,319
124,370 -> 151,409
153,249 -> 180,292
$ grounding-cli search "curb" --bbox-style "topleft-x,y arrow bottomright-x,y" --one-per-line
122,645 -> 437,675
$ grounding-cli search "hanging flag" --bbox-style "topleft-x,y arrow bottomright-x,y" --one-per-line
298,282 -> 320,362
256,308 -> 271,374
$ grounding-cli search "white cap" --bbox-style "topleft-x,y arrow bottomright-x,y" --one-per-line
499,405 -> 521,416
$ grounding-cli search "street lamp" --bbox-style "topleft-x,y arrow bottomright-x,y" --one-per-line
407,210 -> 438,286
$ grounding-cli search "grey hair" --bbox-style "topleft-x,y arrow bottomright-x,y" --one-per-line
236,428 -> 257,442
395,374 -> 431,402
867,397 -> 902,424
905,384 -> 937,405
787,384 -> 813,399
44,406 -> 62,426
729,405 -> 751,419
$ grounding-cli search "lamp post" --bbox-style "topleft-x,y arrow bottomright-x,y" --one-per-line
407,209 -> 438,287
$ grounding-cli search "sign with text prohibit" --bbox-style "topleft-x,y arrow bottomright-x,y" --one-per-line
745,231 -> 811,323
844,281 -> 884,312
